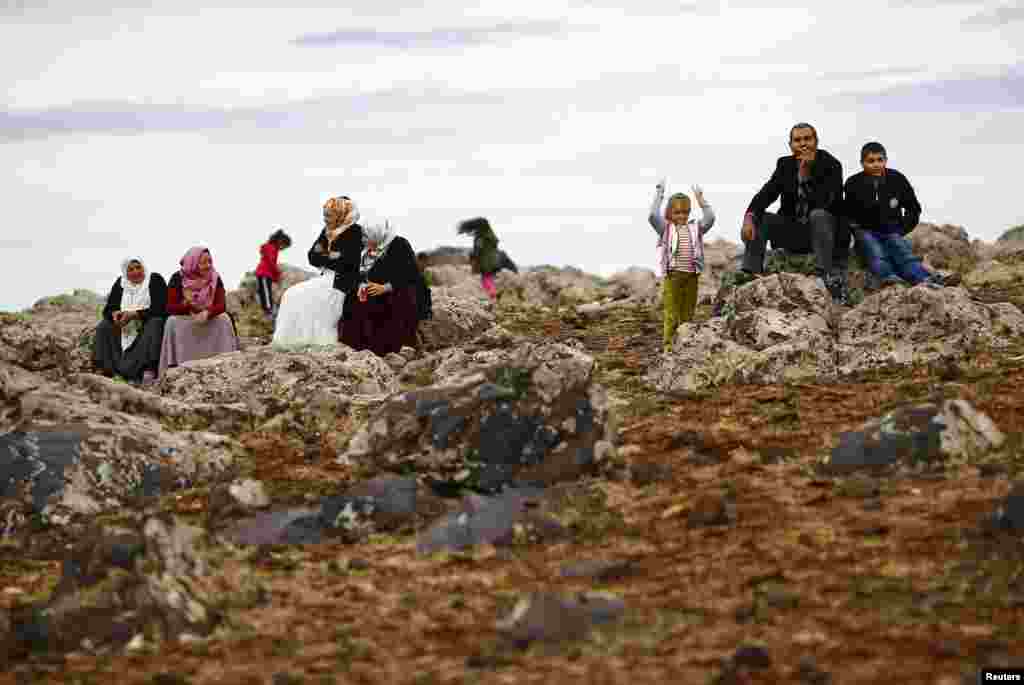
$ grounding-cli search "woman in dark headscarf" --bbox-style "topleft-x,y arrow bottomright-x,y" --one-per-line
159,246 -> 239,375
92,257 -> 168,384
340,220 -> 420,356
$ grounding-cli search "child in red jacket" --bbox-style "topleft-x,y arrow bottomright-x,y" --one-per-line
255,228 -> 292,319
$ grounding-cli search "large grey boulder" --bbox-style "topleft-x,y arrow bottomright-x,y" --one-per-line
646,273 -> 1024,393
1,362 -> 234,533
342,341 -> 617,494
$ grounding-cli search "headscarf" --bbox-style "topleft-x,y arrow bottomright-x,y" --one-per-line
359,220 -> 396,278
323,196 -> 360,246
180,247 -> 219,310
119,257 -> 150,350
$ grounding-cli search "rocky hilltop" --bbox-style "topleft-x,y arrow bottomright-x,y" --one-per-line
1,223 -> 1024,684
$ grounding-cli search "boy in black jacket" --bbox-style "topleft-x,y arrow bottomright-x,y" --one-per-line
845,142 -> 954,289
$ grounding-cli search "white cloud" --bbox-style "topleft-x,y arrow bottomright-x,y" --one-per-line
2,0 -> 1023,311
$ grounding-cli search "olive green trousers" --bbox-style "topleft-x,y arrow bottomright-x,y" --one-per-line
662,271 -> 699,350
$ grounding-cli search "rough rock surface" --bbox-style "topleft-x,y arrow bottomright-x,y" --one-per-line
838,285 -> 1024,374
0,303 -> 98,378
907,223 -> 972,271
416,487 -> 566,555
3,517 -> 223,658
418,292 -> 496,351
495,592 -> 626,648
823,399 -> 1005,474
342,342 -> 616,493
225,476 -> 447,546
647,274 -> 1024,393
647,274 -> 836,393
1,362 -> 234,531
156,345 -> 398,424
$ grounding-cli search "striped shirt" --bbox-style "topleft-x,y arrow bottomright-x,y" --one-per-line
669,224 -> 697,273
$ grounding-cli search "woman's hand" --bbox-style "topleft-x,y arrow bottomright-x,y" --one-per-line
741,214 -> 756,242
192,310 -> 210,324
112,310 -> 124,325
182,289 -> 194,305
366,282 -> 388,297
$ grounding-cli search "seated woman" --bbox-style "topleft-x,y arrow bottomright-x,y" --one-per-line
340,221 -> 420,356
159,246 -> 239,376
92,257 -> 168,384
273,196 -> 363,347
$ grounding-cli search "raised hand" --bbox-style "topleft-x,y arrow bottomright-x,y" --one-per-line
692,184 -> 705,207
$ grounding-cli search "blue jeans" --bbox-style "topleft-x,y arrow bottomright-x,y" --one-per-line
855,229 -> 931,285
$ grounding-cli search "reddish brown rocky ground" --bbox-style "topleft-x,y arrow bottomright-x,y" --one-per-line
3,297 -> 1024,685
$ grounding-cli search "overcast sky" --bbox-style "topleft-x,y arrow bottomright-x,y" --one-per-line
3,0 -> 1022,310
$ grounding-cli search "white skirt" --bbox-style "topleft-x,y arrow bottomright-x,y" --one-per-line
271,272 -> 346,347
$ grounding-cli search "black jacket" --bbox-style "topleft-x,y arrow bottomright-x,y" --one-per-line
102,273 -> 168,322
747,148 -> 844,223
842,169 -> 922,235
342,236 -> 419,321
496,249 -> 518,274
308,224 -> 363,293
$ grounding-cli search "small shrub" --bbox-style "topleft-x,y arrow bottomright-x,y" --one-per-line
998,224 -> 1024,242
494,366 -> 531,399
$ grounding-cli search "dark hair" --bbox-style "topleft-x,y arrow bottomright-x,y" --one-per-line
456,217 -> 493,237
789,122 -> 818,143
269,228 -> 292,248
860,141 -> 887,161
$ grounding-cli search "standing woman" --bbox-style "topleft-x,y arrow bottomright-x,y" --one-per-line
340,221 -> 420,356
159,246 -> 239,375
92,257 -> 168,384
273,196 -> 363,346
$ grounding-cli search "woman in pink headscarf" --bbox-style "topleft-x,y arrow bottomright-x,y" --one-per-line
159,246 -> 239,376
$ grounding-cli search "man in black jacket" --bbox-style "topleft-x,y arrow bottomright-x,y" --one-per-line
844,141 -> 955,289
740,122 -> 852,304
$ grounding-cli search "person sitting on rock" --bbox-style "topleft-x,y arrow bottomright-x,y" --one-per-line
648,179 -> 715,352
273,196 -> 363,347
254,228 -> 292,322
92,257 -> 168,385
844,141 -> 959,290
159,246 -> 239,375
457,216 -> 506,301
340,220 -> 421,356
739,122 -> 852,304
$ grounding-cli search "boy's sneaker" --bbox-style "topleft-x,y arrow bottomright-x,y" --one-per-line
929,271 -> 962,287
824,273 -> 851,306
881,275 -> 905,288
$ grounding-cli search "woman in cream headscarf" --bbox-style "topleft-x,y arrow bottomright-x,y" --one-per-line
340,219 -> 421,355
92,257 -> 168,384
272,196 -> 364,346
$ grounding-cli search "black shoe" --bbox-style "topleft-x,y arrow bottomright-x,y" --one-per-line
825,273 -> 851,306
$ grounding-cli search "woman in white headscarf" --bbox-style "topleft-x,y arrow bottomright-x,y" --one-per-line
340,219 -> 421,356
92,257 -> 168,384
272,196 -> 363,346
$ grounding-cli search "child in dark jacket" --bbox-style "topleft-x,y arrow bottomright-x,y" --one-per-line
844,142 -> 955,289
255,228 -> 292,318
